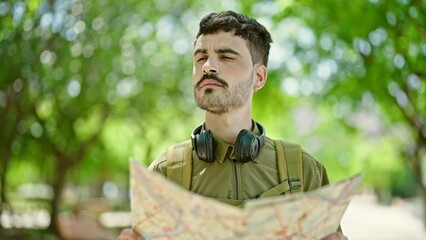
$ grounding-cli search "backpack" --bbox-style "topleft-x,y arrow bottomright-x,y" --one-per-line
165,139 -> 303,202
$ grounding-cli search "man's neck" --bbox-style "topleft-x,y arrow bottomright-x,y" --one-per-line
204,106 -> 253,144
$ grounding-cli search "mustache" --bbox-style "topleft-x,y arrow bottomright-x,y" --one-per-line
196,74 -> 228,88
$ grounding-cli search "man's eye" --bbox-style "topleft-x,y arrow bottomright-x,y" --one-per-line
222,56 -> 234,60
197,57 -> 206,62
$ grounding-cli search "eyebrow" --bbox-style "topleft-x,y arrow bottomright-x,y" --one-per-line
194,48 -> 241,56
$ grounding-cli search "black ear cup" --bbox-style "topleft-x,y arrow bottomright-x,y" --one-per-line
192,123 -> 266,163
235,130 -> 261,163
191,125 -> 215,162
195,130 -> 215,162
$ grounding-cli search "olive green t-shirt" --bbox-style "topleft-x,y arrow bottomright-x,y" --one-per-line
148,124 -> 329,202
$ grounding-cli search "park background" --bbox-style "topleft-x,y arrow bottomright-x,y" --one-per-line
1,0 -> 425,239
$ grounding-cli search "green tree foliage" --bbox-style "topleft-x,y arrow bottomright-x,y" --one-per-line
262,0 -> 426,224
0,0 -> 198,235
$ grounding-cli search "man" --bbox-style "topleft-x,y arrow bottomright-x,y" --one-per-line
119,11 -> 347,240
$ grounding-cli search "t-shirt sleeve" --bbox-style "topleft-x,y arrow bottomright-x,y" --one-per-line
147,151 -> 167,176
301,151 -> 330,191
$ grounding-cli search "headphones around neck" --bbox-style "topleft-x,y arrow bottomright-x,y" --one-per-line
191,122 -> 266,163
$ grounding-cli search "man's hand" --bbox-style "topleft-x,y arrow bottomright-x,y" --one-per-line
118,228 -> 143,240
321,232 -> 348,240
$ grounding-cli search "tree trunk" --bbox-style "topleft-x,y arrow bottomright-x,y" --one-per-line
0,130 -> 16,230
48,156 -> 70,237
416,156 -> 426,230
409,143 -> 426,229
422,190 -> 426,230
44,107 -> 109,236
0,94 -> 17,228
0,162 -> 7,229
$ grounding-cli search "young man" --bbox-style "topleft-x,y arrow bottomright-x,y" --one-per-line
119,11 -> 347,240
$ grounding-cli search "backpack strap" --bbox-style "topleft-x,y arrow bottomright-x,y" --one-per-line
165,140 -> 193,190
223,140 -> 304,203
255,180 -> 292,198
274,140 -> 303,194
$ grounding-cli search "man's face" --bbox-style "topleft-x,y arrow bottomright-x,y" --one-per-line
193,31 -> 255,115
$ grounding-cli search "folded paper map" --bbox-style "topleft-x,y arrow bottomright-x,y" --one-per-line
130,160 -> 362,240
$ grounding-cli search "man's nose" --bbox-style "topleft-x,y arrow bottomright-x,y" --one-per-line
202,58 -> 219,74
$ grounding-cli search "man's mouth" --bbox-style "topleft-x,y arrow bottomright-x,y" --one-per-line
199,79 -> 224,88
196,74 -> 228,89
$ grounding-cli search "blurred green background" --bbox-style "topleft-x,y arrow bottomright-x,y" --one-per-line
1,0 -> 425,239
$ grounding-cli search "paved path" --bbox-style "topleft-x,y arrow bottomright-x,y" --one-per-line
341,194 -> 426,240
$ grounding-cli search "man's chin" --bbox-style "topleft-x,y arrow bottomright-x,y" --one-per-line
206,110 -> 227,115
197,104 -> 228,115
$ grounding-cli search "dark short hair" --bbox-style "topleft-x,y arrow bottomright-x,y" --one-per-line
195,11 -> 273,67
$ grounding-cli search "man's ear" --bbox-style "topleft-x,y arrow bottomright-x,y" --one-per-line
254,64 -> 267,91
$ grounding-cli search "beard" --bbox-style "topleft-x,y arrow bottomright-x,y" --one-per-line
194,74 -> 254,115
